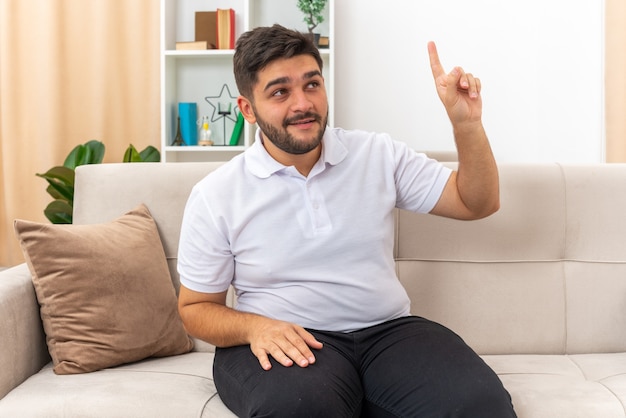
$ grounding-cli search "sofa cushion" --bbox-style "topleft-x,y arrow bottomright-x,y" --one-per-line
2,353 -> 625,418
0,352 -> 236,417
483,353 -> 626,418
13,204 -> 193,375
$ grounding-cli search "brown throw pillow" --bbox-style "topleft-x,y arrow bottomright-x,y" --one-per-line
14,204 -> 193,374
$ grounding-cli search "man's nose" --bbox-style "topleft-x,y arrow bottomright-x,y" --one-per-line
289,89 -> 313,112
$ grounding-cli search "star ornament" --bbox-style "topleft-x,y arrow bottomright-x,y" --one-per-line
205,84 -> 239,123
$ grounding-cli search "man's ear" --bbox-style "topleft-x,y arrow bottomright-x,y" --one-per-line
237,96 -> 256,124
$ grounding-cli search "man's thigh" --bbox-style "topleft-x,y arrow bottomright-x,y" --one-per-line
214,341 -> 362,418
358,316 -> 516,418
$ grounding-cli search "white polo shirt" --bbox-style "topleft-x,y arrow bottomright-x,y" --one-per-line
178,127 -> 452,332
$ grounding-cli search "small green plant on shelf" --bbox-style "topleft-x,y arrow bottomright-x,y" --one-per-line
297,0 -> 327,34
37,140 -> 160,224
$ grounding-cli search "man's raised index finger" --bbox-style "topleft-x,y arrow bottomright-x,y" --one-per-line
428,41 -> 445,78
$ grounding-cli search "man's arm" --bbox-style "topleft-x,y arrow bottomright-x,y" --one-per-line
178,285 -> 323,370
427,41 -> 500,220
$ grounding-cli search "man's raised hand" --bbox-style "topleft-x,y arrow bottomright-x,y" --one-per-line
428,41 -> 482,127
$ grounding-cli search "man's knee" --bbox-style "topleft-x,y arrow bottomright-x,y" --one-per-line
446,373 -> 516,417
248,379 -> 362,417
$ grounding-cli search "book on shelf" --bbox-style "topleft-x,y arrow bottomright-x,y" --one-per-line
195,11 -> 217,49
229,111 -> 244,146
216,8 -> 235,49
175,41 -> 209,50
178,102 -> 198,145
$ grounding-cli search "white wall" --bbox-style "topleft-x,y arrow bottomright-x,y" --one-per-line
333,1 -> 605,163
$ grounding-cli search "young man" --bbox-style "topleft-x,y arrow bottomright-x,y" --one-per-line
178,24 -> 516,417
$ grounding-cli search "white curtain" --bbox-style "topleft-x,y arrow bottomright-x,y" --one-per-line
605,0 -> 626,162
0,0 -> 160,266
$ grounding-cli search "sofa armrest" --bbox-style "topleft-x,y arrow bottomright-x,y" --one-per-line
0,264 -> 49,399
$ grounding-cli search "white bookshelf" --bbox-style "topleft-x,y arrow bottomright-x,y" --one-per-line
160,0 -> 334,162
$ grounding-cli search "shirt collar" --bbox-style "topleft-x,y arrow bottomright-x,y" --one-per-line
245,128 -> 347,179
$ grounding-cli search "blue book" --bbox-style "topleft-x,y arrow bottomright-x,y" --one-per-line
178,102 -> 197,145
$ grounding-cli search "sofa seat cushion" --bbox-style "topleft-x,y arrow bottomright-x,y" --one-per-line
0,352 -> 235,417
483,353 -> 626,418
3,352 -> 626,417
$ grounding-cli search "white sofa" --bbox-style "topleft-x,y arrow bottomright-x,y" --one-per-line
2,161 -> 626,417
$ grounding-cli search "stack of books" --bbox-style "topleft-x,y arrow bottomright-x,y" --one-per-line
175,9 -> 235,50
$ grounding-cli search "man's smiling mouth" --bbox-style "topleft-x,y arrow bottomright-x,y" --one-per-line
284,113 -> 319,128
291,118 -> 315,126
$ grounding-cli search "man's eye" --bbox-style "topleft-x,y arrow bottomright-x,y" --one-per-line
307,81 -> 319,89
272,89 -> 286,97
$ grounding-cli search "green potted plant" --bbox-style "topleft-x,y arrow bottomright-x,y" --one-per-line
37,140 -> 160,224
297,0 -> 327,40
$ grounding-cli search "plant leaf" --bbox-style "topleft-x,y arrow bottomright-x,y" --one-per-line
84,140 -> 105,164
36,166 -> 75,202
64,144 -> 86,170
63,140 -> 105,168
138,145 -> 160,162
37,166 -> 75,185
46,184 -> 64,200
123,144 -> 141,162
44,199 -> 73,224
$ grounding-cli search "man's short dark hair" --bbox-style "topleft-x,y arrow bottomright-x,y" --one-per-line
233,24 -> 324,100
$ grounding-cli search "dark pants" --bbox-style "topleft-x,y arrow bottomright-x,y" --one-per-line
214,316 -> 516,417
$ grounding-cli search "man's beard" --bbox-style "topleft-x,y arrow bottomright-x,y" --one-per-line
255,110 -> 328,155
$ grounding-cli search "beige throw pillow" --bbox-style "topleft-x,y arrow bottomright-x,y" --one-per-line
14,204 -> 193,375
